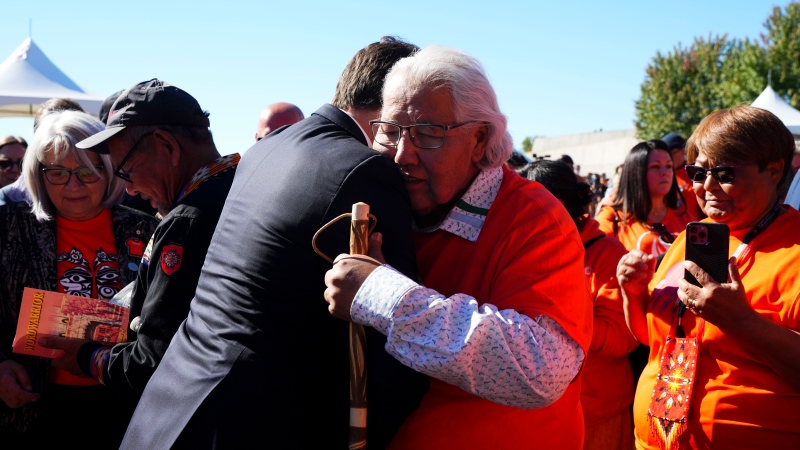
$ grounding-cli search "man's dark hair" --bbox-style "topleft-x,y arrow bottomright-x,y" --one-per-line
507,151 -> 529,169
527,160 -> 593,228
331,36 -> 418,111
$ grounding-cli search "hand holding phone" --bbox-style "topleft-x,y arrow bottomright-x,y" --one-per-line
684,222 -> 730,287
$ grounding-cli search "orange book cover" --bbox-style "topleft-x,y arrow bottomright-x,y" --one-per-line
12,287 -> 129,358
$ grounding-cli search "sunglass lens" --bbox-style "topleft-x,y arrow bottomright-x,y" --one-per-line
686,166 -> 705,182
714,167 -> 735,184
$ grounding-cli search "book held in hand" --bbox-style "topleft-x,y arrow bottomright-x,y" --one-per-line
12,287 -> 130,358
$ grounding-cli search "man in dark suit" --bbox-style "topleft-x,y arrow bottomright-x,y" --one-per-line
121,36 -> 427,450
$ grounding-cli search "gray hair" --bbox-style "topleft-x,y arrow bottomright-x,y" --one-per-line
382,45 -> 513,169
24,110 -> 125,221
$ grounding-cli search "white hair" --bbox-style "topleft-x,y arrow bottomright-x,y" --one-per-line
24,110 -> 125,221
382,45 -> 513,169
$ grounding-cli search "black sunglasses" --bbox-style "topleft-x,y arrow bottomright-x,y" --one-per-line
684,162 -> 758,184
113,131 -> 157,183
0,158 -> 22,171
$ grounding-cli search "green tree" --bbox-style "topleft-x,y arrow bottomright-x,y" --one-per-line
635,1 -> 800,139
521,136 -> 533,153
763,2 -> 800,107
634,35 -> 733,139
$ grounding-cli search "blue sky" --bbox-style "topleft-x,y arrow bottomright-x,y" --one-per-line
0,0 -> 789,156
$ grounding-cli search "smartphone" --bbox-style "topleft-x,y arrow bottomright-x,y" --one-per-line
684,222 -> 730,287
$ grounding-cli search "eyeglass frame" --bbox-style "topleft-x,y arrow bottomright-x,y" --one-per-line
369,120 -> 475,149
41,165 -> 105,185
0,158 -> 22,171
113,130 -> 158,183
685,161 -> 759,185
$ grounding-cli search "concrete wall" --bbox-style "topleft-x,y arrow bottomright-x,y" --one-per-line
525,129 -> 639,177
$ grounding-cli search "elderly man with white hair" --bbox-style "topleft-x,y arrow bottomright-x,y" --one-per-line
325,45 -> 593,449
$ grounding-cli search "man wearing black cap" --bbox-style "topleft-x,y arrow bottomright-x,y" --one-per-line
121,37 -> 426,450
662,131 -> 703,218
41,79 -> 241,416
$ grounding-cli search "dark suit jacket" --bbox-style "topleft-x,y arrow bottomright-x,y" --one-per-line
121,104 -> 428,449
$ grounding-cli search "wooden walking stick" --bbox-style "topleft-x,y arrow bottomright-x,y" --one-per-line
348,202 -> 369,449
311,202 -> 376,450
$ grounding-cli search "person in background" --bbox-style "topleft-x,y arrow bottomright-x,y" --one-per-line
619,105 -> 800,449
33,98 -> 85,132
505,150 -> 529,172
596,140 -> 694,257
528,160 -> 637,450
2,98 -> 86,205
0,136 -> 26,188
663,132 -> 703,219
0,111 -> 157,448
254,102 -> 304,141
325,45 -> 592,449
599,164 -> 623,208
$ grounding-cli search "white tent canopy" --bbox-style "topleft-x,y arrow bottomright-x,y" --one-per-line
751,85 -> 800,135
0,38 -> 103,118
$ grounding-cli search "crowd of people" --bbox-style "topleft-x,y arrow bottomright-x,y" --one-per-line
0,35 -> 798,450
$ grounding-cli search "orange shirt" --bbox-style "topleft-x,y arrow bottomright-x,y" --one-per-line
579,216 -> 638,426
595,206 -> 694,256
52,208 -> 119,386
389,167 -> 593,449
634,209 -> 800,449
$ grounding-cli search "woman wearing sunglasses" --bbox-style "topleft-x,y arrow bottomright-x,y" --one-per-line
0,136 -> 27,188
0,111 -> 157,447
618,106 -> 800,449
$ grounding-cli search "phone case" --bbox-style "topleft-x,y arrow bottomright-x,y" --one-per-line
684,222 -> 730,286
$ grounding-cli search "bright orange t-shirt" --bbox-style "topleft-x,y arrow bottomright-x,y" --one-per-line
579,216 -> 638,427
51,208 -> 120,386
596,206 -> 695,256
634,209 -> 800,449
388,167 -> 593,450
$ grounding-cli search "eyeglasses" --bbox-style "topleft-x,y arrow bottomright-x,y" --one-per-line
685,162 -> 759,184
113,130 -> 157,183
0,159 -> 22,171
42,166 -> 104,185
370,121 -> 473,149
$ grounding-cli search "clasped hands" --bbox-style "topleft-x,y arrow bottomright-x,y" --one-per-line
324,232 -> 386,320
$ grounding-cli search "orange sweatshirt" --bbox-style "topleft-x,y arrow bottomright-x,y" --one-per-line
579,216 -> 638,427
388,167 -> 593,449
634,209 -> 800,449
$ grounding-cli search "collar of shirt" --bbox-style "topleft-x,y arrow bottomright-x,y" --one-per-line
414,165 -> 504,242
176,153 -> 241,205
339,108 -> 372,146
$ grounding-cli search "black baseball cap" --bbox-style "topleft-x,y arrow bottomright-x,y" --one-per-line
98,89 -> 124,125
661,132 -> 686,151
77,78 -> 210,153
